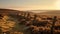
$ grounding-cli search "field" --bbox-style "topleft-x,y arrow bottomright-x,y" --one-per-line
0,9 -> 60,34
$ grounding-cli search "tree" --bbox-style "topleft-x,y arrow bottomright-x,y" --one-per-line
51,16 -> 57,34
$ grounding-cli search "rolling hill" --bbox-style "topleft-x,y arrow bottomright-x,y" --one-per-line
35,10 -> 60,16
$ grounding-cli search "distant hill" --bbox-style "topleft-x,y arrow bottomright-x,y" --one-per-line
0,9 -> 35,17
34,10 -> 60,16
0,8 -> 20,13
1,9 -> 60,16
0,9 -> 25,15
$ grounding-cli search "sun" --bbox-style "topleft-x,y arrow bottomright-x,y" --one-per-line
55,0 -> 60,9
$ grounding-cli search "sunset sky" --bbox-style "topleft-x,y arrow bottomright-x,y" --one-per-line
0,0 -> 60,10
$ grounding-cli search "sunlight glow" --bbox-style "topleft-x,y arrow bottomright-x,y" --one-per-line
55,0 -> 60,10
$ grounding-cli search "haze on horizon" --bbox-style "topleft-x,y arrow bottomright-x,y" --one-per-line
0,0 -> 60,11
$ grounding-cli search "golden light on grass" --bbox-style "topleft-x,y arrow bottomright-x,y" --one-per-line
0,15 -> 16,32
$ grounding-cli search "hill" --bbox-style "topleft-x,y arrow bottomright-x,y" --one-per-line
35,10 -> 60,16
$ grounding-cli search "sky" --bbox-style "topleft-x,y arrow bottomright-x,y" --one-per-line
0,0 -> 60,10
